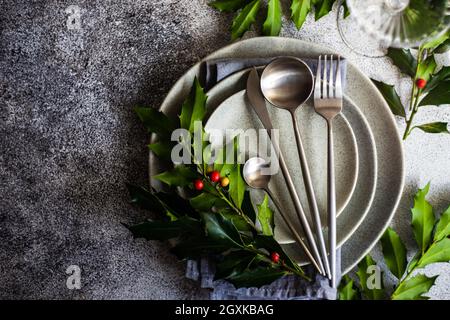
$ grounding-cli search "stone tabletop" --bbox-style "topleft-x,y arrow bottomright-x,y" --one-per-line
1,0 -> 449,299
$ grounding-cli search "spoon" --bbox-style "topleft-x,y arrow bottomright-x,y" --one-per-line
243,157 -> 322,273
260,57 -> 331,279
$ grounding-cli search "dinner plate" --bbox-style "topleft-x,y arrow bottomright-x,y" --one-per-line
204,90 -> 359,245
151,37 -> 404,273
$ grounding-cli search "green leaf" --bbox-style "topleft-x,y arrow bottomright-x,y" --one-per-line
386,48 -> 417,77
209,0 -> 250,12
416,237 -> 450,269
241,190 -> 256,222
134,107 -> 175,138
127,216 -> 201,241
256,194 -> 274,236
425,66 -> 450,93
419,80 -> 450,107
290,0 -> 311,30
412,122 -> 449,134
356,255 -> 385,300
338,275 -> 360,300
153,165 -> 198,187
434,206 -> 450,242
371,79 -> 406,117
381,227 -> 407,279
215,250 -> 257,280
190,193 -> 227,211
314,0 -> 336,21
262,0 -> 281,36
148,141 -> 174,161
127,184 -> 165,212
392,274 -> 437,300
411,183 -> 435,254
342,1 -> 350,18
422,30 -> 450,51
179,78 -> 207,132
435,38 -> 450,53
226,266 -> 287,288
416,55 -> 436,82
201,212 -> 244,248
229,164 -> 246,208
230,0 -> 261,40
407,251 -> 421,273
171,236 -> 228,259
220,211 -> 253,231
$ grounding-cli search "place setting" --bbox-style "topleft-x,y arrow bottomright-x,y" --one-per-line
145,37 -> 404,297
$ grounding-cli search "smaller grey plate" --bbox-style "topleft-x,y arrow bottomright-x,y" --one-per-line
205,90 -> 358,244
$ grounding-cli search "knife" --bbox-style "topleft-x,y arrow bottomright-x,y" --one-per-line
246,68 -> 325,275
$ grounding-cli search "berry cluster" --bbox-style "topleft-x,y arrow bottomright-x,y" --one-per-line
193,169 -> 230,191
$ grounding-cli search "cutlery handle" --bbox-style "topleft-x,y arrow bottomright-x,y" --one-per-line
268,129 -> 325,275
291,111 -> 331,279
327,121 -> 337,288
265,188 -> 322,273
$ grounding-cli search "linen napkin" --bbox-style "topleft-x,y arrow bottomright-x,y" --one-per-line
186,57 -> 347,300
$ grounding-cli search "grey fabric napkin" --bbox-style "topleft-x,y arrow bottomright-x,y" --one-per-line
186,57 -> 346,300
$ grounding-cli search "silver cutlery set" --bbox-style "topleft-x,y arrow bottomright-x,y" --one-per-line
244,56 -> 343,287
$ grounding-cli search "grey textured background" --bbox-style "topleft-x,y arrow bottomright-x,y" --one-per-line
1,0 -> 449,299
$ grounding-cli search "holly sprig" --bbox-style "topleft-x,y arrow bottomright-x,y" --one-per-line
338,183 -> 450,300
209,0 -> 349,40
126,78 -> 310,288
372,31 -> 450,140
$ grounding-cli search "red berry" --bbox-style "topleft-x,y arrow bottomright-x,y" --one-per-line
193,179 -> 204,191
416,78 -> 427,89
210,171 -> 220,183
271,252 -> 280,263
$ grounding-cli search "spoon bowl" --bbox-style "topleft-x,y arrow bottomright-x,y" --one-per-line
243,157 -> 271,189
260,57 -> 314,110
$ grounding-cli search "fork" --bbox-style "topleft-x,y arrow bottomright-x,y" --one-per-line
313,55 -> 343,288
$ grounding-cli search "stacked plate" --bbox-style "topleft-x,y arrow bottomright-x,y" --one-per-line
150,37 -> 405,274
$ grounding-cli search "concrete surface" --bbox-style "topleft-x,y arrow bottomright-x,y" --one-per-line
1,0 -> 449,299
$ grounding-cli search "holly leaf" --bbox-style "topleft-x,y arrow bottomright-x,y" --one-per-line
434,206 -> 450,242
179,77 -> 207,132
422,30 -> 450,51
372,79 -> 406,117
290,0 -> 311,30
314,0 -> 336,21
412,122 -> 449,134
435,38 -> 450,53
256,194 -> 274,236
148,141 -> 174,161
127,216 -> 201,241
342,1 -> 350,18
407,251 -> 421,273
153,165 -> 198,187
425,66 -> 450,93
190,193 -> 227,211
419,80 -> 450,107
127,184 -> 165,212
171,236 -> 228,259
241,190 -> 256,222
338,275 -> 360,300
386,48 -> 417,77
229,164 -> 246,208
201,212 -> 244,248
391,274 -> 437,300
209,0 -> 250,12
134,107 -> 175,138
356,255 -> 385,300
230,0 -> 261,40
215,250 -> 257,280
416,237 -> 450,269
381,227 -> 407,279
263,0 -> 281,36
411,183 -> 435,254
226,266 -> 287,288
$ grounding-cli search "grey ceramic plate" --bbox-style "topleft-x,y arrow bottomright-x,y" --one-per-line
151,37 -> 404,274
204,90 -> 359,245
